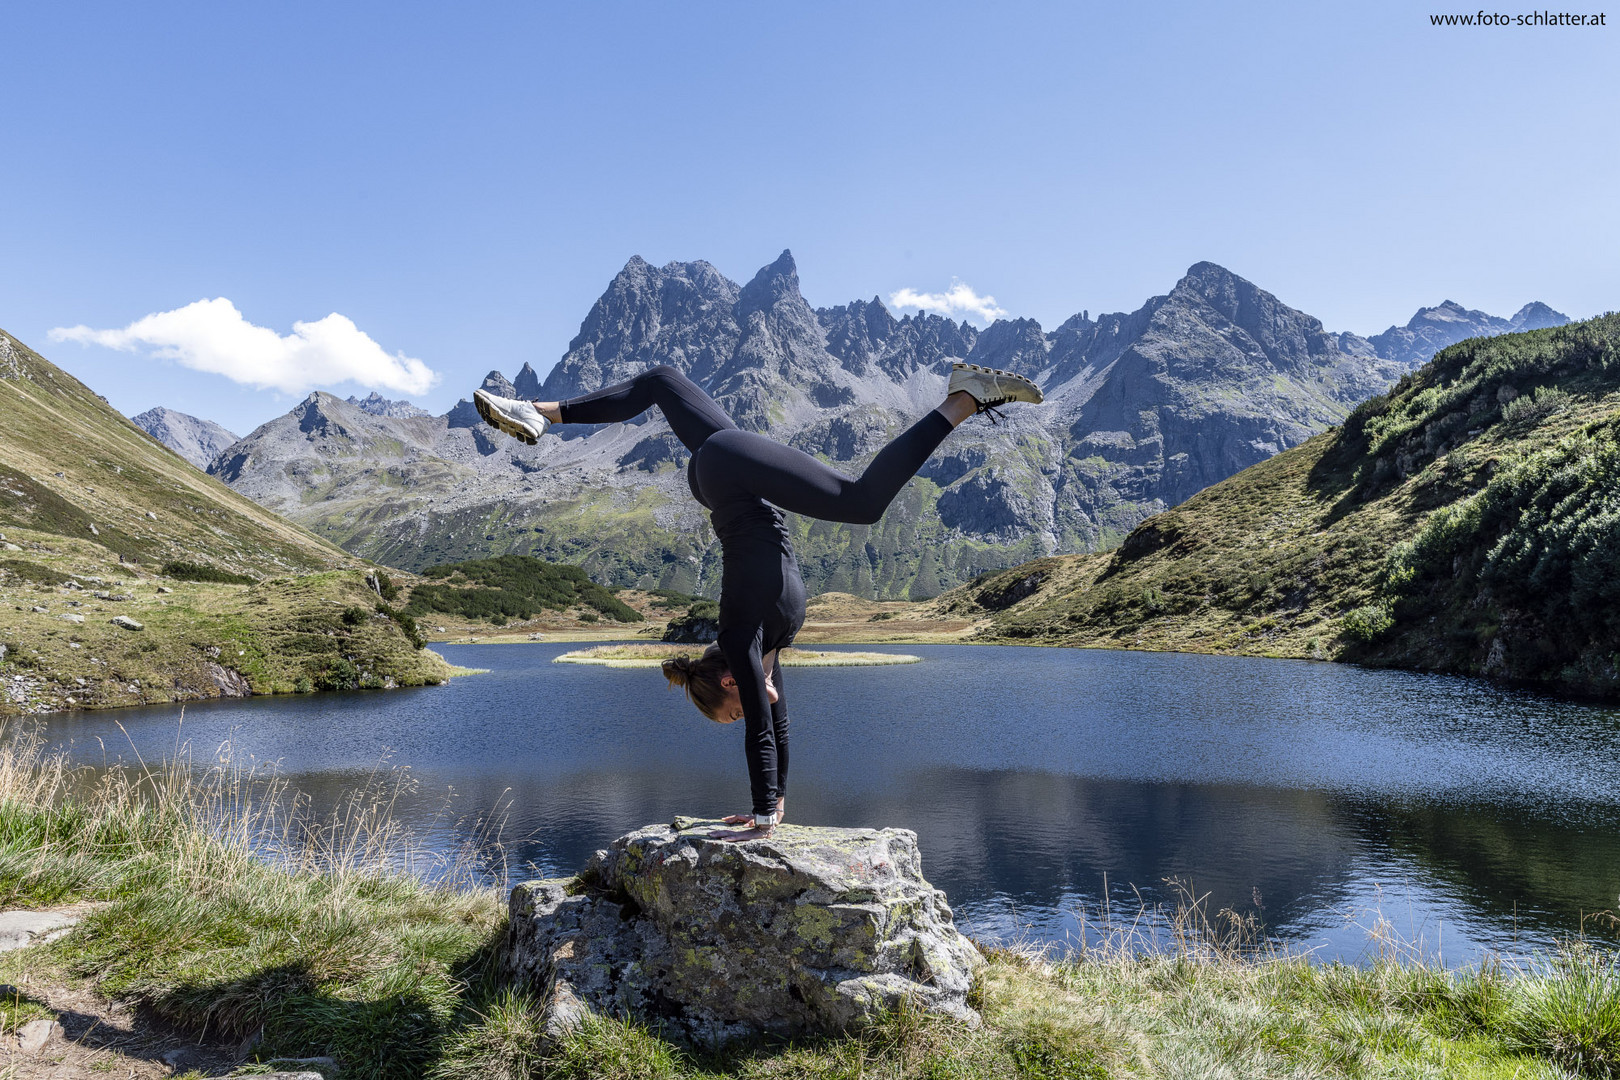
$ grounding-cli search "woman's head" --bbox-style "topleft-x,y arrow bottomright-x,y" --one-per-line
662,646 -> 731,721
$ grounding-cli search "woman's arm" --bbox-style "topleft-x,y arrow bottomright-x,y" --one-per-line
716,626 -> 782,825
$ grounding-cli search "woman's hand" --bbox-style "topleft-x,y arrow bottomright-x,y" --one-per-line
712,812 -> 775,842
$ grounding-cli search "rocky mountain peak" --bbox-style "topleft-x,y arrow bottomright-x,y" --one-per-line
130,406 -> 240,471
1510,302 -> 1568,331
816,297 -> 899,374
481,370 -> 518,396
965,317 -> 1049,378
443,371 -> 517,429
541,257 -> 744,401
512,362 -> 543,399
345,392 -> 430,419
735,249 -> 804,318
1414,300 -> 1488,328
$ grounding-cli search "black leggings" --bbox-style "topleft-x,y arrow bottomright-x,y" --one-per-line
558,365 -> 953,521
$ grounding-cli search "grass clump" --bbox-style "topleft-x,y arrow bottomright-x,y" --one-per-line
0,985 -> 54,1033
0,719 -> 505,1079
1506,943 -> 1620,1077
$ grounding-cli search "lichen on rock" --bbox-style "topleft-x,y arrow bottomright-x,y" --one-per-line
505,819 -> 982,1046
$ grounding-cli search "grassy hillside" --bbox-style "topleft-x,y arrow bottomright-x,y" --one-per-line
0,328 -> 458,710
0,330 -> 358,576
942,314 -> 1620,698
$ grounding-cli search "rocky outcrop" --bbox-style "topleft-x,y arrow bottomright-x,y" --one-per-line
506,819 -> 981,1047
661,602 -> 719,643
130,407 -> 240,471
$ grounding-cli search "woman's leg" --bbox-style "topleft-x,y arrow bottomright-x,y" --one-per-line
699,405 -> 963,526
549,365 -> 736,454
770,653 -> 788,819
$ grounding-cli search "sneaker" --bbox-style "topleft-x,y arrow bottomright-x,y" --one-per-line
474,390 -> 549,445
947,362 -> 1044,420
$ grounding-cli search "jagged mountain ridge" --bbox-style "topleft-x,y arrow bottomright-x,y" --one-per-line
208,253 -> 1565,599
130,407 -> 240,471
346,393 -> 430,419
1368,300 -> 1568,368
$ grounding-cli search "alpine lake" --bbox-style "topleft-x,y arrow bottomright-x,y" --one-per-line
42,642 -> 1620,965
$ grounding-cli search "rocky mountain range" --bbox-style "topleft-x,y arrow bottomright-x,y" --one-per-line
1365,300 -> 1567,368
131,407 -> 239,471
346,392 -> 431,419
201,253 -> 1568,598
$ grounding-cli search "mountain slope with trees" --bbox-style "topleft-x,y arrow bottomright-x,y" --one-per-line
942,314 -> 1620,698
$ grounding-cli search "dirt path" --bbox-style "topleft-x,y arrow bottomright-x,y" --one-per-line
0,906 -> 280,1079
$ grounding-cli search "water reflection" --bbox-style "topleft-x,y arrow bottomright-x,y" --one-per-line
40,642 -> 1620,963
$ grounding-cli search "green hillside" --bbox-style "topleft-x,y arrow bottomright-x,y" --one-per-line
0,328 -> 457,711
943,314 -> 1620,698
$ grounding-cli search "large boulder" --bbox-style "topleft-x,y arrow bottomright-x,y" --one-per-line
506,818 -> 982,1046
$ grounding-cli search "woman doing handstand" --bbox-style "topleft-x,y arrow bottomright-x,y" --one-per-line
473,362 -> 1042,839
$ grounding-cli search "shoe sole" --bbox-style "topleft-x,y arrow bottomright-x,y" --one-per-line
473,390 -> 540,445
949,362 -> 1044,405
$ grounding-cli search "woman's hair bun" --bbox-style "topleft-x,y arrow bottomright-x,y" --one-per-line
662,655 -> 694,688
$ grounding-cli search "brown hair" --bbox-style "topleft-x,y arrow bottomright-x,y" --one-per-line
661,645 -> 731,720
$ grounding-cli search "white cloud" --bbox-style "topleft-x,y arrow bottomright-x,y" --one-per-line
49,298 -> 439,396
888,281 -> 1009,324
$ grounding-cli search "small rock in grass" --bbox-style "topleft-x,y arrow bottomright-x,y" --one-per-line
0,911 -> 80,952
59,613 -> 84,624
157,585 -> 173,594
30,606 -> 46,613
16,1017 -> 61,1053
111,615 -> 144,631
1,542 -> 19,552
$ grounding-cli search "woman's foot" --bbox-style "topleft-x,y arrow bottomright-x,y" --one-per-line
473,390 -> 550,444
946,362 -> 1044,422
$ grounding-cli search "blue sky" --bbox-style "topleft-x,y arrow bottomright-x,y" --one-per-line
3,0 -> 1615,435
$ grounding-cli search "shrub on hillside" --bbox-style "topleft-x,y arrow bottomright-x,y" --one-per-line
1386,418 -> 1620,644
0,558 -> 71,586
1342,604 -> 1395,643
160,560 -> 257,585
1502,386 -> 1572,425
407,554 -> 641,624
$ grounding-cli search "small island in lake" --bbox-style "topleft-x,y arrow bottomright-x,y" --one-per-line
553,643 -> 921,668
